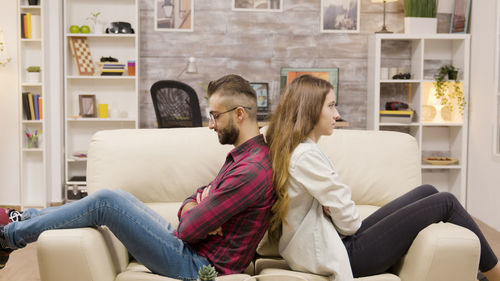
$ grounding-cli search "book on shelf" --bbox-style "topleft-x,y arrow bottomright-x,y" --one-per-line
28,93 -> 35,120
31,15 -> 41,39
20,13 -> 25,38
22,92 -> 31,120
33,94 -> 40,120
38,96 -> 42,120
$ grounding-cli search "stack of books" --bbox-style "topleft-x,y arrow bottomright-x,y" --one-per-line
97,62 -> 125,76
20,13 -> 41,39
22,92 -> 42,120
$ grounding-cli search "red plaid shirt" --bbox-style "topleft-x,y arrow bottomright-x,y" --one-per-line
176,134 -> 274,275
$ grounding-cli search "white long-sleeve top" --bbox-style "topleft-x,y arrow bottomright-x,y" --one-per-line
279,139 -> 362,281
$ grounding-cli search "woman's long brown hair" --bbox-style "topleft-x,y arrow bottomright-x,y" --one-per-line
265,75 -> 333,242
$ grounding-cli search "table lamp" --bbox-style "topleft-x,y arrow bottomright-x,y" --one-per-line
372,0 -> 397,33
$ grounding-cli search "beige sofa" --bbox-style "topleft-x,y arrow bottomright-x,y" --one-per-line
37,128 -> 480,281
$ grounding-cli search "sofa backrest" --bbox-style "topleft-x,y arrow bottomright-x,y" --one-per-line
318,129 -> 421,206
87,128 -> 232,203
87,128 -> 421,206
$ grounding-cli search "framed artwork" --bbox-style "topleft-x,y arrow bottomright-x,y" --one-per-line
250,82 -> 269,112
154,0 -> 194,32
280,67 -> 340,105
79,94 -> 97,117
450,0 -> 471,33
321,0 -> 360,33
232,0 -> 283,12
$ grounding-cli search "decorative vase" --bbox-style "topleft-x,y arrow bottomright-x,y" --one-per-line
404,17 -> 437,34
93,23 -> 104,34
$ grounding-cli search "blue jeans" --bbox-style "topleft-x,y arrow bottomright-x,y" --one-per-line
3,189 -> 210,280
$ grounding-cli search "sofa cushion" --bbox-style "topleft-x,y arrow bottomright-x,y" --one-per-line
258,268 -> 400,281
119,261 -> 253,281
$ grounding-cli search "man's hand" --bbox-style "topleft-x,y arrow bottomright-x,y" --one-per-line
180,202 -> 198,217
196,185 -> 212,203
208,226 -> 223,236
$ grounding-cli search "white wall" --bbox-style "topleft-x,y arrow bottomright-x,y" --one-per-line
0,0 -> 20,206
468,0 -> 500,231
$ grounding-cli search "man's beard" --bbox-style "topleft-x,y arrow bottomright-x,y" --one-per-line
217,119 -> 239,145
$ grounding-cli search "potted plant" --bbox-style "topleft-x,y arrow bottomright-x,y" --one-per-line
433,64 -> 465,117
404,0 -> 437,34
26,66 -> 41,83
197,265 -> 218,281
87,12 -> 103,34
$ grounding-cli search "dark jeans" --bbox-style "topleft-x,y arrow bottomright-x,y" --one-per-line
343,184 -> 498,277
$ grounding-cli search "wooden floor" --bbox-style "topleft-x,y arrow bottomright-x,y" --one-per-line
0,218 -> 499,281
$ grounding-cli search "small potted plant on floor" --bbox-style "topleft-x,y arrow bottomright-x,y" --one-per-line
433,64 -> 465,117
26,66 -> 41,83
198,265 -> 218,281
404,0 -> 437,34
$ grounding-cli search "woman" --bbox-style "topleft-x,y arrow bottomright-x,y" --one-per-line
265,75 -> 500,281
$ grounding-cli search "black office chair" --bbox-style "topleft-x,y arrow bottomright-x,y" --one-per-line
150,80 -> 202,128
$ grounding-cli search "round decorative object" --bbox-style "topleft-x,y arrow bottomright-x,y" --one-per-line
441,105 -> 452,121
80,25 -> 90,33
422,105 -> 436,122
69,25 -> 80,33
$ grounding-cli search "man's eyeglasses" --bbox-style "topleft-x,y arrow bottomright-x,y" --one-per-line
209,106 -> 252,125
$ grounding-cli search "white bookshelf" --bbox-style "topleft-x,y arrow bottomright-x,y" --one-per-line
17,0 -> 49,209
63,0 -> 139,200
495,1 -> 500,157
368,34 -> 470,205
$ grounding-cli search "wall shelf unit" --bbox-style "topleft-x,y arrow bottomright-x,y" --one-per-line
368,34 -> 470,205
17,0 -> 49,209
63,0 -> 139,201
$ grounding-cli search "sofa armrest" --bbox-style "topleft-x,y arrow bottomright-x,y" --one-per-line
393,222 -> 480,281
37,227 -> 128,281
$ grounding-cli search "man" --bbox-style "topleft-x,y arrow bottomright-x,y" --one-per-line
0,74 -> 275,280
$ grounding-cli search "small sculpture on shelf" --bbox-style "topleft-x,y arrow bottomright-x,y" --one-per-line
433,64 -> 465,116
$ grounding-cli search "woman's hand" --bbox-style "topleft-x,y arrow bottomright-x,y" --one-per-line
323,206 -> 331,216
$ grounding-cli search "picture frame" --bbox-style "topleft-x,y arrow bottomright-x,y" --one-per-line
280,67 -> 340,105
154,0 -> 194,32
450,0 -> 471,33
321,0 -> 360,33
250,82 -> 269,112
79,94 -> 97,118
232,0 -> 283,12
